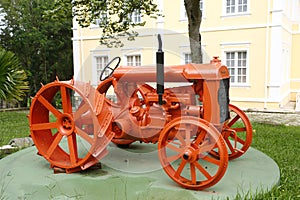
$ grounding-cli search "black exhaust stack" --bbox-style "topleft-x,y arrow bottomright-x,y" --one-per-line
156,34 -> 164,105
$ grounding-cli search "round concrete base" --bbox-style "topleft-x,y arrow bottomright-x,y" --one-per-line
0,143 -> 279,200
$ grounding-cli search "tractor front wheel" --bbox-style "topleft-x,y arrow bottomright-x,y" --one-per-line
158,117 -> 228,190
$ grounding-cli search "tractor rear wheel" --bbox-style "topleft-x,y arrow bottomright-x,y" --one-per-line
211,104 -> 253,160
29,79 -> 114,173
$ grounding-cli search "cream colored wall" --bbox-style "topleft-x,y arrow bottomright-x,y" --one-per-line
196,0 -> 270,109
291,31 -> 300,79
203,1 -> 268,28
161,1 -> 269,34
73,0 -> 300,110
202,27 -> 267,101
291,31 -> 300,100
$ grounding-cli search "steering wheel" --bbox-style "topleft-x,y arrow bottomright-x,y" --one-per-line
99,56 -> 121,81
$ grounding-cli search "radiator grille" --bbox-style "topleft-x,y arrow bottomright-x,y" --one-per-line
218,78 -> 230,123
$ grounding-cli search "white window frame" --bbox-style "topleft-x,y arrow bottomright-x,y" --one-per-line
92,55 -> 109,85
180,45 -> 209,64
126,54 -> 142,66
96,55 -> 109,79
90,11 -> 108,28
200,0 -> 204,14
222,49 -> 250,86
94,12 -> 108,25
222,0 -> 250,17
130,9 -> 142,24
183,53 -> 192,64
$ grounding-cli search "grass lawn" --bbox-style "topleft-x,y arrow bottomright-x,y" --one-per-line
248,123 -> 300,200
0,111 -> 299,199
0,110 -> 30,148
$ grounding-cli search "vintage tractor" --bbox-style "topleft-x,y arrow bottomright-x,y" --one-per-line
28,35 -> 252,190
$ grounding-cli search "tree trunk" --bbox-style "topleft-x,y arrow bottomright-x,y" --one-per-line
184,0 -> 202,63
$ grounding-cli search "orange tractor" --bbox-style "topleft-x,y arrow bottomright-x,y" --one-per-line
28,35 -> 252,190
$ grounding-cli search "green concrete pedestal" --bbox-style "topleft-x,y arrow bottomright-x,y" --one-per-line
0,143 -> 280,200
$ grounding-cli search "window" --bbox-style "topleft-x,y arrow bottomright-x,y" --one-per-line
200,0 -> 204,11
225,51 -> 247,84
96,56 -> 109,80
89,6 -> 109,27
93,11 -> 108,26
184,53 -> 192,64
225,0 -> 248,14
127,55 -> 141,66
130,10 -> 141,23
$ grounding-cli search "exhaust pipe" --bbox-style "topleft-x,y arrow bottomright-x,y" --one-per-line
156,34 -> 164,105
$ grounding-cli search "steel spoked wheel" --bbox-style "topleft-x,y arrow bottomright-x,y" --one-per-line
158,117 -> 228,190
212,104 -> 252,160
29,80 -> 113,173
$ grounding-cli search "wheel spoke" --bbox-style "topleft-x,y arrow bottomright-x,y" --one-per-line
73,102 -> 89,120
169,140 -> 181,146
174,159 -> 188,178
197,140 -> 213,154
185,128 -> 191,146
166,142 -> 183,153
166,153 -> 182,163
227,115 -> 240,127
61,86 -> 72,114
232,127 -> 246,133
194,161 -> 212,180
229,133 -> 246,145
190,163 -> 196,185
45,133 -> 63,159
31,122 -> 57,131
68,133 -> 78,165
37,95 -> 61,118
175,132 -> 186,146
75,126 -> 93,145
202,155 -> 221,166
224,137 -> 235,154
193,130 -> 206,145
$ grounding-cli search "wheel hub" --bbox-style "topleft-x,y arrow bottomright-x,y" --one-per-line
58,114 -> 75,136
182,147 -> 198,162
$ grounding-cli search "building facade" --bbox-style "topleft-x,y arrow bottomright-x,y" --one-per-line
73,0 -> 300,111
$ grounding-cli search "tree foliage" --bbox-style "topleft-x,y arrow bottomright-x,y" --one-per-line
52,0 -> 161,48
0,49 -> 29,102
54,0 -> 202,62
0,0 -> 73,96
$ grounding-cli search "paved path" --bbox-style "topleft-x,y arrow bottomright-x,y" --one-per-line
245,111 -> 300,126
